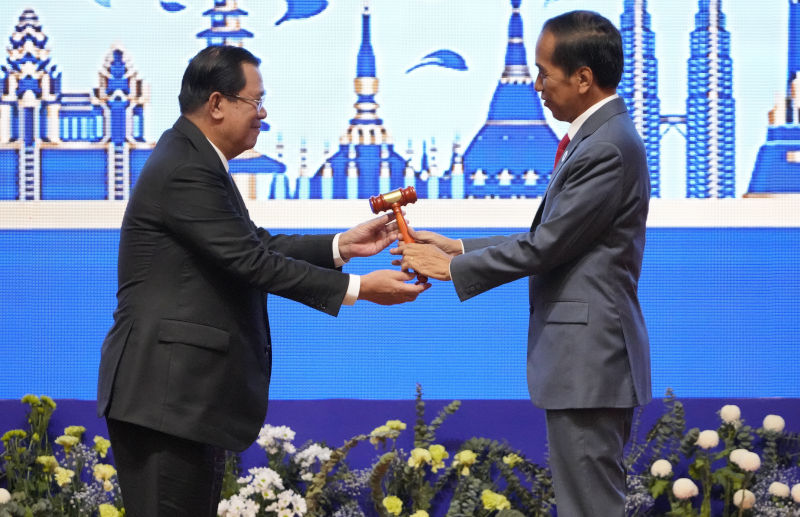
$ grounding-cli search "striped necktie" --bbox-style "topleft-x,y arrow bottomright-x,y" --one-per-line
553,134 -> 570,170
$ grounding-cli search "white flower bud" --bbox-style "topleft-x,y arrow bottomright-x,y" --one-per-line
650,459 -> 672,478
762,414 -> 785,433
733,489 -> 755,509
730,450 -> 761,472
768,482 -> 790,498
695,430 -> 720,450
672,478 -> 699,500
0,488 -> 11,504
719,404 -> 741,424
791,483 -> 800,504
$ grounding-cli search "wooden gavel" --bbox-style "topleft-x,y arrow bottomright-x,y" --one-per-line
369,186 -> 427,283
368,186 -> 417,244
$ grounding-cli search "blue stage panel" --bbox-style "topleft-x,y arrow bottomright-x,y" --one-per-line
0,227 -> 798,401
41,149 -> 108,200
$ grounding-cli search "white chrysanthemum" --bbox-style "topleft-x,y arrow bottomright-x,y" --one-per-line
672,478 -> 699,500
762,414 -> 786,433
791,483 -> 800,503
256,425 -> 296,455
719,404 -> 741,424
733,489 -> 755,509
0,488 -> 10,504
768,481 -> 790,498
248,467 -> 284,499
265,490 -> 306,516
293,443 -> 332,469
217,494 -> 260,517
650,459 -> 672,478
730,450 -> 761,472
695,430 -> 720,450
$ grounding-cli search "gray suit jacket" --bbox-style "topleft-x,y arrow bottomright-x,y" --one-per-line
451,97 -> 651,409
97,116 -> 350,451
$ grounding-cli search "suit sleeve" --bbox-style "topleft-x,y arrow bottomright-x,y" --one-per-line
255,227 -> 338,269
451,141 -> 624,301
160,162 -> 349,315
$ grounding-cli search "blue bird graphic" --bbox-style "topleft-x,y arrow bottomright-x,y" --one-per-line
94,0 -> 111,7
160,0 -> 186,12
406,49 -> 468,74
275,0 -> 329,25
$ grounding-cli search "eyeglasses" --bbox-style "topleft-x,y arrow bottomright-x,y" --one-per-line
223,93 -> 265,112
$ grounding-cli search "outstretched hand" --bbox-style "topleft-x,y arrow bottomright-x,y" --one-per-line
405,228 -> 463,257
390,242 -> 454,281
358,269 -> 431,305
339,213 -> 400,260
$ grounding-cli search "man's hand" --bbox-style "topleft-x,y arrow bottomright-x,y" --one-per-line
390,243 -> 454,281
407,229 -> 463,257
358,270 -> 431,305
339,214 -> 399,260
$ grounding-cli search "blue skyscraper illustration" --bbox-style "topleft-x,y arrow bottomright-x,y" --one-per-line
0,9 -> 151,201
308,1 -> 407,200
747,0 -> 800,196
619,0 -> 661,197
686,0 -> 735,198
462,0 -> 558,199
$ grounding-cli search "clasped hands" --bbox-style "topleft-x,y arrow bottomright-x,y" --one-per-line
337,213 -> 460,306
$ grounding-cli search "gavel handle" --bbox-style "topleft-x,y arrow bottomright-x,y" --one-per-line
391,204 -> 414,244
391,204 -> 428,283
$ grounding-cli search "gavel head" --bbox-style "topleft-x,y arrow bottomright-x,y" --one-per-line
369,186 -> 418,214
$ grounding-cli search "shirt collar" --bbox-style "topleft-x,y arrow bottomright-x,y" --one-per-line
206,137 -> 230,173
566,93 -> 619,140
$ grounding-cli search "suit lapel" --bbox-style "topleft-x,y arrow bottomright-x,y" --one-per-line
532,97 -> 629,230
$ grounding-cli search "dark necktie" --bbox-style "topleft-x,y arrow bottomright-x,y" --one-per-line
553,134 -> 570,170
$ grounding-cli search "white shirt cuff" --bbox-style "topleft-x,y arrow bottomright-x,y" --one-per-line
343,274 -> 360,305
332,233 -> 347,267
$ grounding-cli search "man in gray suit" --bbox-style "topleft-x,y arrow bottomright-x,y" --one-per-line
98,45 -> 429,516
394,10 -> 651,516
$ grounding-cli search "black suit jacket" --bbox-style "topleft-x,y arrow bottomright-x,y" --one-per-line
97,116 -> 350,451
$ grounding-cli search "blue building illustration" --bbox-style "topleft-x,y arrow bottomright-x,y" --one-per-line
197,0 -> 254,48
0,9 -> 151,201
686,0 -> 736,198
461,0 -> 558,199
619,0 -> 661,197
747,0 -> 800,196
307,2 -> 408,200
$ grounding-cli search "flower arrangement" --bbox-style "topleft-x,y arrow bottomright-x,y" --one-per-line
623,390 -> 800,516
0,395 -> 123,517
2,388 -> 798,517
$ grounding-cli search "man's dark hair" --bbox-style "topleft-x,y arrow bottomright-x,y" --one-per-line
178,46 -> 261,114
542,10 -> 623,89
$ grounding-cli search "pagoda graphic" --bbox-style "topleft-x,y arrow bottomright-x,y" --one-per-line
746,0 -> 800,197
461,0 -> 558,199
307,1 -> 407,200
619,0 -> 661,197
0,9 -> 152,201
686,0 -> 736,198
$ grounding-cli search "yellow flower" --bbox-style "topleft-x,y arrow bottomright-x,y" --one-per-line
410,511 -> 429,517
55,435 -> 80,454
54,467 -> 75,487
103,480 -> 114,492
503,453 -> 522,468
385,420 -> 407,431
98,503 -> 121,517
453,450 -> 477,476
382,496 -> 403,515
481,489 -> 511,510
408,448 -> 432,469
370,423 -> 402,446
40,395 -> 57,409
93,436 -> 112,458
93,463 -> 117,482
64,426 -> 86,438
1,429 -> 27,444
428,444 -> 449,472
21,394 -> 40,405
36,455 -> 59,473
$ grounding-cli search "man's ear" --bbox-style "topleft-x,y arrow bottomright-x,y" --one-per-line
575,66 -> 594,94
207,92 -> 225,121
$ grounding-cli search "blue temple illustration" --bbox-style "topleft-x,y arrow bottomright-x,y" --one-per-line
0,0 -> 796,201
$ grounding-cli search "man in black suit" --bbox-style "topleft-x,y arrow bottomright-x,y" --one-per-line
394,11 -> 650,517
97,45 -> 429,516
